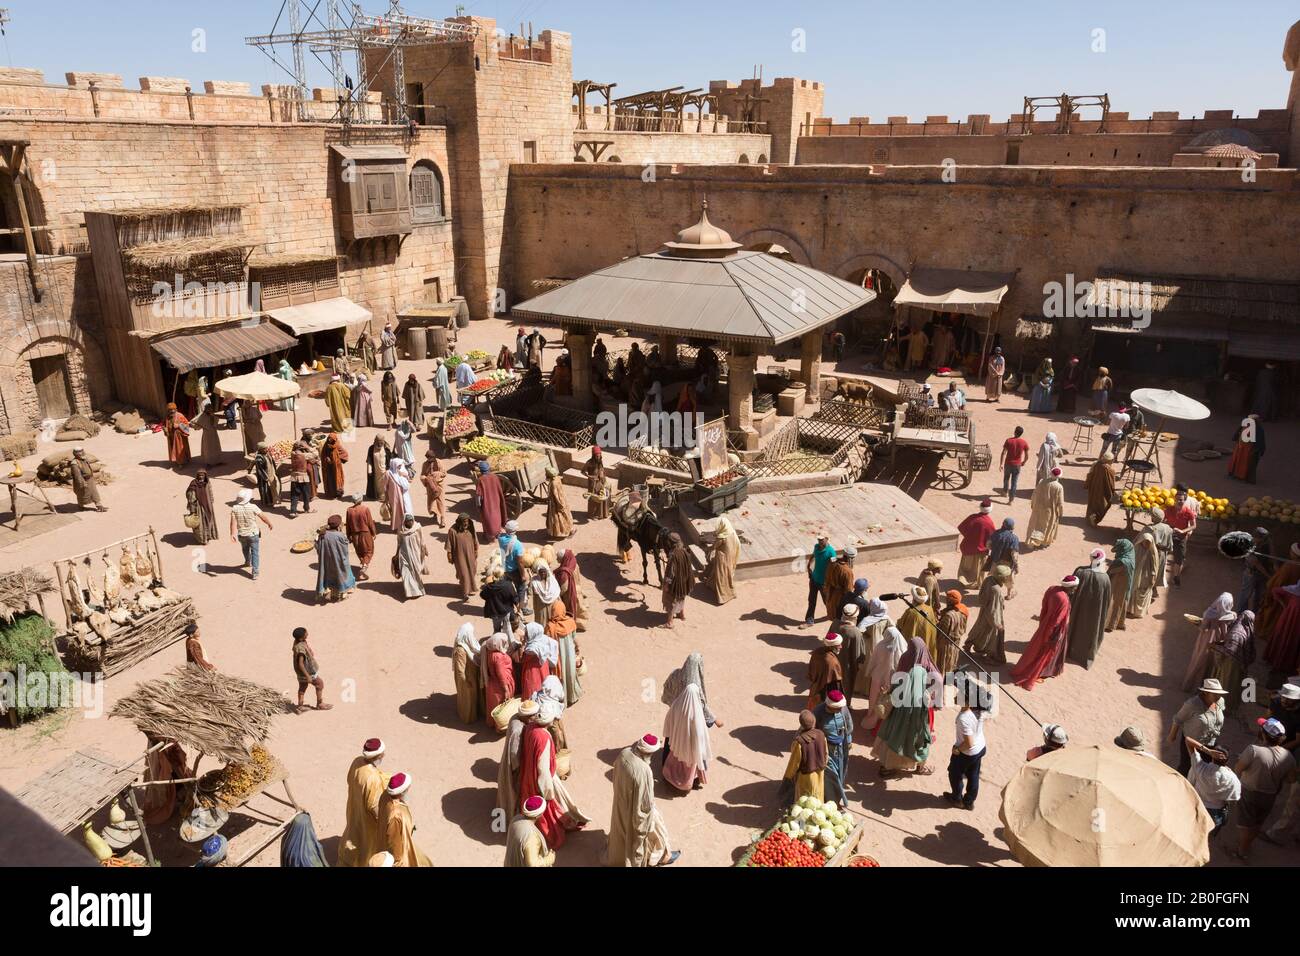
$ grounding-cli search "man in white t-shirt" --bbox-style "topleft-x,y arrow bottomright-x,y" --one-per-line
1099,406 -> 1131,459
945,679 -> 989,810
1185,738 -> 1240,838
229,489 -> 273,580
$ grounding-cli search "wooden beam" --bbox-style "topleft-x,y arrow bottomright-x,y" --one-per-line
8,144 -> 42,303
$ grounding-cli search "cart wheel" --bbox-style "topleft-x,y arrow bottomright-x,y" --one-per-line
932,469 -> 967,490
500,476 -> 524,519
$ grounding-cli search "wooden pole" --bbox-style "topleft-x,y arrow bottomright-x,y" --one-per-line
125,785 -> 156,867
148,526 -> 164,586
8,144 -> 42,303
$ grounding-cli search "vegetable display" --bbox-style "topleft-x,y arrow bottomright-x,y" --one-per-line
698,467 -> 745,491
745,828 -> 826,868
1237,495 -> 1300,523
443,408 -> 477,439
462,436 -> 519,457
777,796 -> 855,860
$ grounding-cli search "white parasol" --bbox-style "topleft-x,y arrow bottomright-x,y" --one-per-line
214,371 -> 301,438
1130,388 -> 1211,421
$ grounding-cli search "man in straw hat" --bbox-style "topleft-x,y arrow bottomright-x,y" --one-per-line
380,771 -> 431,866
1026,723 -> 1069,762
1113,725 -> 1156,758
956,499 -> 995,588
608,733 -> 679,867
1167,678 -> 1227,777
338,738 -> 388,866
505,795 -> 556,867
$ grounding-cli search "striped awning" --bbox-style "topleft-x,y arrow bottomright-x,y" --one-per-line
150,321 -> 298,372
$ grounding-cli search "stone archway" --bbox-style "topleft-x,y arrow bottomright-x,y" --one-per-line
0,318 -> 98,434
734,227 -> 814,266
830,252 -> 907,290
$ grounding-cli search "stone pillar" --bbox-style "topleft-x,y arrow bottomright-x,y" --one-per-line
565,329 -> 594,411
727,350 -> 759,450
799,330 -> 823,405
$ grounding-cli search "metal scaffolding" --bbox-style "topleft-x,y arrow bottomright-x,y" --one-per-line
245,1 -> 480,125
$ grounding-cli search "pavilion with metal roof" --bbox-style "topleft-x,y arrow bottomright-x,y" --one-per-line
512,203 -> 876,446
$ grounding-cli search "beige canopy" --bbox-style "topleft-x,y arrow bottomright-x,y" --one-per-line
999,745 -> 1212,867
214,371 -> 300,403
894,268 -> 1014,317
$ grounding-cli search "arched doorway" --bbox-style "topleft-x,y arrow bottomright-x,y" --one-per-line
737,154 -> 750,164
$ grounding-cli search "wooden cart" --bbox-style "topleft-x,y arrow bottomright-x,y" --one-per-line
436,407 -> 480,455
888,406 -> 987,489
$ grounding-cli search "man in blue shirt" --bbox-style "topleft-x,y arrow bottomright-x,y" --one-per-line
498,519 -> 526,609
805,533 -> 836,626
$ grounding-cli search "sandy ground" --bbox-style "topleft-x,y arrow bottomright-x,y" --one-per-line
2,318 -> 1297,868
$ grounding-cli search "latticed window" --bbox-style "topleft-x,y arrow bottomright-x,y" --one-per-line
410,163 -> 444,223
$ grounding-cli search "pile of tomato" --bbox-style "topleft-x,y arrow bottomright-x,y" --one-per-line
848,855 -> 880,868
698,468 -> 744,491
465,379 -> 497,393
745,829 -> 825,868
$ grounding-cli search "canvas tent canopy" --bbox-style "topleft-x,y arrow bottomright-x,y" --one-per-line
512,204 -> 876,347
266,296 -> 372,337
893,268 -> 1014,317
150,321 -> 297,373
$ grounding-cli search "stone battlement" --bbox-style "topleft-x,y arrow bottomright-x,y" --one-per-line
804,108 -> 1291,137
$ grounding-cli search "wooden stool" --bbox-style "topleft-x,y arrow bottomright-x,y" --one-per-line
1070,416 -> 1099,456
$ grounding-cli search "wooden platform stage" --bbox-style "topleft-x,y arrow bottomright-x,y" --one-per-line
680,481 -> 958,581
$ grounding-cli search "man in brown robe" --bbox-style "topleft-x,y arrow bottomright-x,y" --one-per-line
582,447 -> 610,519
345,494 -> 377,580
808,633 -> 844,709
338,738 -> 388,867
379,772 -> 431,867
822,546 -> 856,619
475,461 -> 510,541
69,448 -> 105,512
320,433 -> 348,499
445,513 -> 479,600
420,450 -> 446,527
660,532 -> 694,629
1085,452 -> 1117,526
192,398 -> 224,468
163,403 -> 191,469
703,514 -> 739,605
544,466 -> 574,540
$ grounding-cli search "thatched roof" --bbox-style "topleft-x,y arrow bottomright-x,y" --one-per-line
110,203 -> 243,220
1093,271 -> 1300,324
121,236 -> 254,268
531,276 -> 574,291
110,666 -> 290,763
248,251 -> 338,269
0,567 -> 54,623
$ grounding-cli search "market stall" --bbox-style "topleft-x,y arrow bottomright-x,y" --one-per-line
214,370 -> 302,439
110,666 -> 299,867
53,528 -> 196,679
1127,387 -> 1212,487
736,798 -> 874,868
460,437 -> 556,518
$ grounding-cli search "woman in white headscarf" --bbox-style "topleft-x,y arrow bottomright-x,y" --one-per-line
531,675 -> 569,752
530,559 -> 562,624
855,598 -> 891,694
662,682 -> 713,792
703,514 -> 740,605
452,622 -> 482,724
520,621 -> 558,701
1035,432 -> 1063,483
1183,592 -> 1236,692
863,625 -> 907,734
384,458 -> 412,532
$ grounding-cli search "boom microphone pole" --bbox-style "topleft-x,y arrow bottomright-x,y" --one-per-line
876,591 -> 1044,728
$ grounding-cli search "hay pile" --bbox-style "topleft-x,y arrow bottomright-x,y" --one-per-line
0,431 -> 38,462
110,666 -> 290,763
54,413 -> 102,443
0,567 -> 54,623
0,612 -> 64,721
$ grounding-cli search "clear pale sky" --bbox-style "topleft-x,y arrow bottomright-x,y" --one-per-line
2,0 -> 1295,121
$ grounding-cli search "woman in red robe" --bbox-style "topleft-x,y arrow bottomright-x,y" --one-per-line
1263,583 -> 1300,680
518,718 -> 568,850
163,403 -> 191,469
518,622 -> 554,701
480,634 -> 515,722
1009,575 -> 1078,690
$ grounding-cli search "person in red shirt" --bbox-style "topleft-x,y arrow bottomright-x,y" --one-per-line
1164,484 -> 1198,587
956,498 -> 996,587
1000,426 -> 1030,503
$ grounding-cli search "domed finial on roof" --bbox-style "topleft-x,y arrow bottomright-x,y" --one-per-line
663,200 -> 743,257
